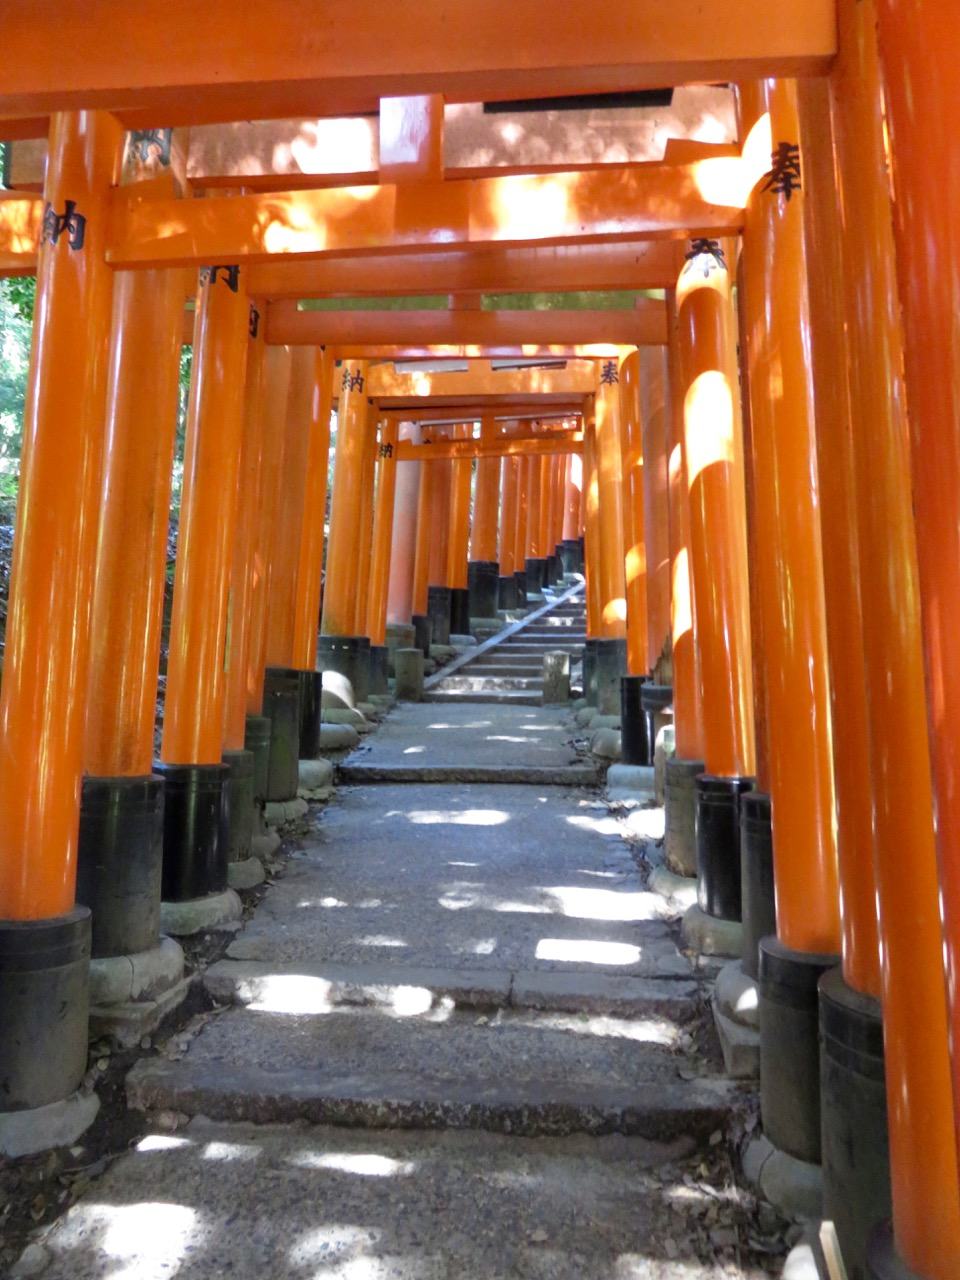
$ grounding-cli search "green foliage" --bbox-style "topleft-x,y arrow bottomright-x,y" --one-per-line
0,278 -> 34,503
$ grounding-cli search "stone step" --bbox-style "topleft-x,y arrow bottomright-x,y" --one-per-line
463,664 -> 546,677
203,958 -> 700,1021
423,689 -> 544,705
127,1004 -> 736,1140
337,762 -> 599,784
431,675 -> 544,692
497,643 -> 583,655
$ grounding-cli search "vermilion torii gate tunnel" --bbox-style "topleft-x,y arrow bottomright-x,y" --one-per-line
1,2 -> 959,1276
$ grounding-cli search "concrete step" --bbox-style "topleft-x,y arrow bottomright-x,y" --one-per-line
337,762 -> 599,784
423,689 -> 544,705
463,663 -> 546,677
127,1004 -> 736,1140
431,675 -> 544,692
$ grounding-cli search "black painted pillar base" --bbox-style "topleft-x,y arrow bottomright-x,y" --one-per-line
369,644 -> 389,696
297,669 -> 323,759
76,774 -> 164,957
620,675 -> 651,765
595,636 -> 627,715
0,909 -> 91,1111
695,774 -> 754,923
549,550 -> 564,583
513,571 -> 528,607
559,538 -> 582,575
760,937 -> 840,1166
450,586 -> 471,636
222,749 -> 255,864
867,1224 -> 926,1280
498,575 -> 519,610
740,792 -> 776,979
317,635 -> 370,705
262,666 -> 301,801
427,585 -> 452,645
525,557 -> 548,594
820,968 -> 891,1280
412,613 -> 433,657
664,756 -> 704,878
154,762 -> 229,902
640,682 -> 672,761
244,714 -> 272,809
582,638 -> 598,704
468,560 -> 500,619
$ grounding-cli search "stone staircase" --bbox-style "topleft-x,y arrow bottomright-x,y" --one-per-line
424,586 -> 586,705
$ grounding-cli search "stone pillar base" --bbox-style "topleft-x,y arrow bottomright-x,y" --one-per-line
711,959 -> 760,1078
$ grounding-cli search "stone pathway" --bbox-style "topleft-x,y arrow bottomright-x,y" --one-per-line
18,597 -> 782,1278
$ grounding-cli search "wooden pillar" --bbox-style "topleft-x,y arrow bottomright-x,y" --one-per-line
676,239 -> 755,779
387,422 -> 422,626
0,110 -> 122,919
321,360 -> 371,638
594,358 -> 628,639
367,420 -> 399,646
640,348 -> 671,674
739,79 -> 841,955
352,403 -> 378,637
471,411 -> 500,564
842,1 -> 960,1270
582,397 -> 602,640
619,350 -> 648,676
447,424 -> 473,591
290,347 -> 334,671
562,453 -> 582,542
499,452 -> 521,579
411,450 -> 435,618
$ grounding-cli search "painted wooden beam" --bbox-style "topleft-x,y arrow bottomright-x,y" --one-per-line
397,432 -> 583,461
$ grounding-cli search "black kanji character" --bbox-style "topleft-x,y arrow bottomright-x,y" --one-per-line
762,142 -> 802,202
41,200 -> 86,250
129,128 -> 173,166
379,441 -> 394,459
199,264 -> 241,292
600,359 -> 619,386
683,237 -> 727,278
249,305 -> 260,339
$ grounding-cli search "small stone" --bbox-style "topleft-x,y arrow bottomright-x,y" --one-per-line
155,1110 -> 182,1131
663,1237 -> 679,1259
529,1229 -> 548,1243
96,1057 -> 109,1071
11,1243 -> 50,1277
709,1129 -> 723,1145
140,1036 -> 152,1050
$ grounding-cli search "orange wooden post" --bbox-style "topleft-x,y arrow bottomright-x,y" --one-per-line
513,448 -> 531,603
368,419 -> 400,647
0,110 -> 122,1113
497,444 -> 521,609
619,350 -> 648,678
320,359 -> 374,701
265,347 -> 315,669
290,347 -> 334,671
352,404 -> 379,639
245,346 -> 292,718
411,452 -> 435,622
159,262 -> 249,910
593,356 -> 628,713
582,398 -> 602,642
386,422 -> 422,631
551,452 -> 566,553
639,348 -> 671,674
663,290 -> 706,877
739,76 -> 841,1174
224,302 -> 268,752
447,423 -> 473,635
675,240 -> 755,781
524,444 -> 545,596
423,426 -> 454,644
469,411 -> 502,619
537,453 -> 554,564
844,3 -> 960,1273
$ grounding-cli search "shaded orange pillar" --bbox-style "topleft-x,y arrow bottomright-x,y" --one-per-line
514,452 -> 531,584
640,348 -> 671,674
224,302 -> 268,751
537,453 -> 554,559
387,423 -> 422,626
525,450 -> 543,560
291,347 -> 334,671
666,292 -> 704,762
162,265 -> 250,766
676,240 -> 755,779
411,452 -> 436,618
447,424 -> 472,591
499,452 -> 521,579
738,79 -> 840,955
428,430 -> 452,588
594,358 -> 627,639
842,1 -> 960,1270
619,350 -> 647,676
367,420 -> 399,646
0,110 -> 122,919
265,346 -> 315,668
322,360 -> 371,638
562,453 -> 582,542
551,452 -> 566,551
245,346 -> 292,714
85,264 -> 184,775
471,412 -> 500,564
582,398 -> 602,640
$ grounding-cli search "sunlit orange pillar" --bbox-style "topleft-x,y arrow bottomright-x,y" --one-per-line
367,419 -> 399,647
551,451 -> 566,554
842,3 -> 960,1273
739,77 -> 841,1175
386,422 -> 422,632
265,347 -> 316,669
411,450 -> 435,625
582,399 -> 601,640
320,359 -> 374,701
159,263 -> 250,909
290,347 -> 334,671
245,347 -> 292,719
593,357 -> 628,713
640,348 -> 671,674
513,447 -> 530,604
560,451 -> 583,576
447,423 -> 473,635
524,446 -> 545,596
676,240 -> 755,784
0,109 -> 122,1113
618,351 -> 648,678
352,407 -> 379,640
426,427 -> 454,645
